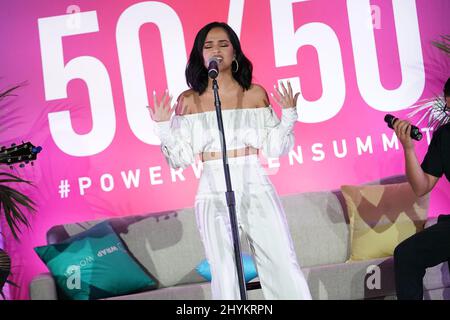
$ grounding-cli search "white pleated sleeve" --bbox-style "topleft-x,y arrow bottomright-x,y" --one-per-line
154,115 -> 195,169
261,106 -> 298,158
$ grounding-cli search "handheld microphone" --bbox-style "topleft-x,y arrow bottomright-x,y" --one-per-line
384,114 -> 423,141
207,57 -> 219,79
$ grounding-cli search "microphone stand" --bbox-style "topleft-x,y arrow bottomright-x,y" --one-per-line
212,78 -> 247,300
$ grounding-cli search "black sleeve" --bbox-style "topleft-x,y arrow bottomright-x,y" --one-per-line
420,127 -> 444,178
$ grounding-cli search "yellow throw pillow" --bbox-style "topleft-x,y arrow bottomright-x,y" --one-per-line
341,182 -> 429,262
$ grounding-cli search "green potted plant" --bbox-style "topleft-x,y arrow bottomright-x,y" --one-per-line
0,84 -> 36,299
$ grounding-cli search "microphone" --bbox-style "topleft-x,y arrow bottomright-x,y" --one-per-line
207,57 -> 219,79
384,114 -> 423,141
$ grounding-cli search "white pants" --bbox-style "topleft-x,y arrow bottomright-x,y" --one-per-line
195,154 -> 312,300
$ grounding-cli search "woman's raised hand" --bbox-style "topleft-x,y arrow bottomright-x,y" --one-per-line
147,90 -> 176,122
271,80 -> 300,109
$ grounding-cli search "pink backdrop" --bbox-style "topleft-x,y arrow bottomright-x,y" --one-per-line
0,0 -> 448,299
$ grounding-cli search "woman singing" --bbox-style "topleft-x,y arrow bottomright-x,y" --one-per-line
148,22 -> 312,300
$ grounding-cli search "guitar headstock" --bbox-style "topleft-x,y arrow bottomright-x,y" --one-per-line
0,141 -> 42,168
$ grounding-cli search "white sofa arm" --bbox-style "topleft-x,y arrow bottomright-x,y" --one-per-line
29,273 -> 58,300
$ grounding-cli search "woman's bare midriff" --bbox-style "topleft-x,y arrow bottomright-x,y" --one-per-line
201,146 -> 259,162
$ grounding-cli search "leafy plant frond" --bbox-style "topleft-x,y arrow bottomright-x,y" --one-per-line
0,172 -> 34,184
0,85 -> 21,101
0,182 -> 35,241
0,81 -> 35,298
0,249 -> 12,299
407,95 -> 450,130
431,34 -> 450,55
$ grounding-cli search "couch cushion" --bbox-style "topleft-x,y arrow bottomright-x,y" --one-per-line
35,221 -> 156,299
29,273 -> 58,300
302,257 -> 397,299
423,287 -> 450,300
341,183 -> 429,261
305,257 -> 449,299
103,280 -> 265,300
281,191 -> 350,267
196,253 -> 257,283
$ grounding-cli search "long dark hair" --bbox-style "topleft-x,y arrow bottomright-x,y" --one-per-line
185,22 -> 253,94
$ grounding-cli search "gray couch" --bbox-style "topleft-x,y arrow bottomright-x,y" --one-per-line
29,175 -> 450,300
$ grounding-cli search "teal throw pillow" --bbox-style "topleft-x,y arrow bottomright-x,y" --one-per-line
34,221 -> 156,300
196,253 -> 257,283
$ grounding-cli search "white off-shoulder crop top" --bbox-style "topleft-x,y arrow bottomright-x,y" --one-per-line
154,106 -> 298,169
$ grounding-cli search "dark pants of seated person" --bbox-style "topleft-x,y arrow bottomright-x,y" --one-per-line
394,214 -> 450,300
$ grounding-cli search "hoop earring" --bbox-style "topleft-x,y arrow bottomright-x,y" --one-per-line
232,59 -> 239,73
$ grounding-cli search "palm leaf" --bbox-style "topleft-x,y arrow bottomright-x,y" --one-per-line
431,34 -> 450,55
407,95 -> 450,130
0,249 -> 11,299
0,85 -> 21,101
0,82 -> 35,298
0,172 -> 34,184
0,172 -> 35,241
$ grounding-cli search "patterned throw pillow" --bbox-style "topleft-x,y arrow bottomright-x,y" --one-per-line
341,182 -> 429,262
34,221 -> 156,299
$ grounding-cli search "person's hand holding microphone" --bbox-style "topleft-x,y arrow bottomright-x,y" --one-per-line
393,119 -> 415,150
384,114 -> 423,150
